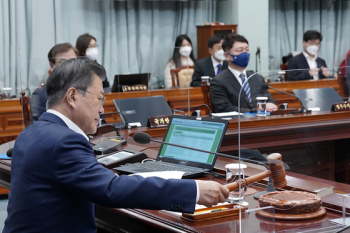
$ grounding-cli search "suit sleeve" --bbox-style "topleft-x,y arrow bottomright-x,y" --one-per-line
30,90 -> 46,123
53,134 -> 197,213
287,57 -> 312,81
190,61 -> 203,87
260,78 -> 276,105
318,59 -> 329,79
209,78 -> 238,112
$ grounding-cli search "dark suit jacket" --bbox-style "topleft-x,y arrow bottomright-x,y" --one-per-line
30,87 -> 106,124
287,53 -> 328,81
210,70 -> 276,113
30,87 -> 47,123
3,113 -> 196,233
191,56 -> 228,87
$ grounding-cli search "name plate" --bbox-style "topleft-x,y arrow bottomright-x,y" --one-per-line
122,85 -> 147,92
147,115 -> 172,128
331,102 -> 350,112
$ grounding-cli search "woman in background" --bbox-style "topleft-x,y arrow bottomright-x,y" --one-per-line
164,35 -> 196,88
76,33 -> 109,88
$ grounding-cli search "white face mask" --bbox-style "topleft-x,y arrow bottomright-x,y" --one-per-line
86,47 -> 99,60
214,49 -> 225,61
306,45 -> 319,55
179,46 -> 192,57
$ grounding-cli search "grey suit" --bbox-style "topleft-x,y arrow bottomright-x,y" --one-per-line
210,69 -> 276,113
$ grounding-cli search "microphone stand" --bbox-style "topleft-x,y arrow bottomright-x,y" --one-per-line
146,136 -> 278,198
267,86 -> 311,113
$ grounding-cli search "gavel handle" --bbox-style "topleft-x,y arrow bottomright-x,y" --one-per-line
225,170 -> 272,192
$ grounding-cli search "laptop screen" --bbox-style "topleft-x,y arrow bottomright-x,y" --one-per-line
157,116 -> 228,169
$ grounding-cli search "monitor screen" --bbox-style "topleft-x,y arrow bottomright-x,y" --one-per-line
159,117 -> 227,165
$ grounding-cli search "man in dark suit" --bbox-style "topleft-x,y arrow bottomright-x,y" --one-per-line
287,30 -> 331,81
30,43 -> 77,122
4,58 -> 229,232
210,33 -> 277,113
191,35 -> 228,87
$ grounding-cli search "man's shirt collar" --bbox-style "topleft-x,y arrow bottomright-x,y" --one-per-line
47,109 -> 89,141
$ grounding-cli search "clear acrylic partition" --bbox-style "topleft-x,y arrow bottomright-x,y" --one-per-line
244,206 -> 275,233
233,66 -> 349,232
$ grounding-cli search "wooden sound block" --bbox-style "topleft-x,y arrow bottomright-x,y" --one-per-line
255,206 -> 326,220
244,187 -> 257,196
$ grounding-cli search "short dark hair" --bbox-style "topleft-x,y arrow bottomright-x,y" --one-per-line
76,33 -> 96,56
222,33 -> 249,52
46,58 -> 106,109
303,30 -> 322,42
207,35 -> 224,49
170,34 -> 197,68
47,43 -> 77,64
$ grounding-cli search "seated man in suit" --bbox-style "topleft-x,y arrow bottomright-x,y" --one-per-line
30,43 -> 78,122
210,33 -> 277,113
287,30 -> 331,81
4,58 -> 229,233
190,35 -> 228,87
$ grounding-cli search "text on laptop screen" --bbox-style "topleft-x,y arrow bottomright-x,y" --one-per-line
159,118 -> 226,164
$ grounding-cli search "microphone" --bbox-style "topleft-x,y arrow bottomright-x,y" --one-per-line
6,148 -> 13,157
262,83 -> 311,113
256,46 -> 261,72
256,46 -> 260,57
133,132 -> 287,198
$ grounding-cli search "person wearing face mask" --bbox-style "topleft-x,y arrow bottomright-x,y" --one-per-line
76,33 -> 110,88
164,35 -> 196,88
287,30 -> 330,81
190,35 -> 229,87
209,33 -> 277,113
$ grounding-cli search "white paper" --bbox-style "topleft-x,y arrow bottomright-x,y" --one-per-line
308,107 -> 321,112
129,122 -> 141,127
130,171 -> 185,179
212,112 -> 243,117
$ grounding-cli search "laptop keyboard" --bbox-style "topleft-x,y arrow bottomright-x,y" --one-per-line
122,161 -> 205,176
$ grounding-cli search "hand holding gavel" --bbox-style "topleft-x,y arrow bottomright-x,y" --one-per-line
225,153 -> 287,192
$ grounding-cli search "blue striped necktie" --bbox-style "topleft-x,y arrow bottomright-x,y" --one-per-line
217,64 -> 222,74
239,73 -> 252,105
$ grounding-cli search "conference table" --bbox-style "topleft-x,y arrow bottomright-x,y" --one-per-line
1,110 -> 350,232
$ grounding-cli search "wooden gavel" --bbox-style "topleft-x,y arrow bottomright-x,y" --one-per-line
225,153 -> 287,192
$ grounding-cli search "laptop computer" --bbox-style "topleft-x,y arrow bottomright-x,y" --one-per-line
114,115 -> 229,178
113,96 -> 173,127
293,87 -> 344,111
111,73 -> 150,92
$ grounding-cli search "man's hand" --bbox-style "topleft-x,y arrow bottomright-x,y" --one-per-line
266,103 -> 278,112
309,68 -> 319,77
196,180 -> 229,208
321,66 -> 330,77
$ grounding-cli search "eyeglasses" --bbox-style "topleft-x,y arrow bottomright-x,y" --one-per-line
76,89 -> 106,107
87,44 -> 98,49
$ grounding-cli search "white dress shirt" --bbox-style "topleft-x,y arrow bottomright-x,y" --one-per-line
228,66 -> 247,86
211,56 -> 223,75
302,51 -> 319,80
47,109 -> 89,141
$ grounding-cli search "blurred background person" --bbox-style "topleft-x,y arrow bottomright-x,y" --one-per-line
76,33 -> 110,88
164,35 -> 196,88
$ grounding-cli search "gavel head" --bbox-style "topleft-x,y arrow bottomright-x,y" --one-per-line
267,153 -> 287,188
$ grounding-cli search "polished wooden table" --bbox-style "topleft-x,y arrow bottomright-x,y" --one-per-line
1,118 -> 350,232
